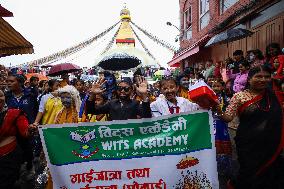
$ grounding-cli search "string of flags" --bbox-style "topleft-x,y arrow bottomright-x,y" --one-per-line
20,22 -> 120,67
130,25 -> 161,67
130,21 -> 177,53
100,24 -> 122,55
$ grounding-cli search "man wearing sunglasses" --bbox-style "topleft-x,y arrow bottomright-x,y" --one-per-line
86,76 -> 152,120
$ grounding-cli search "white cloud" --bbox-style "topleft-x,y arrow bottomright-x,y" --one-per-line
0,0 -> 180,68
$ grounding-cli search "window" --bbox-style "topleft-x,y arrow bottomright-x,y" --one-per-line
183,7 -> 192,39
199,0 -> 210,30
185,28 -> 192,40
219,0 -> 238,14
250,0 -> 284,28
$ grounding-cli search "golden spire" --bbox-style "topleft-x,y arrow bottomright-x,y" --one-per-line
120,4 -> 131,21
116,4 -> 135,47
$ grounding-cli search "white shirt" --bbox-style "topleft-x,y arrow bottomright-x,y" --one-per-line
150,96 -> 199,117
38,93 -> 53,113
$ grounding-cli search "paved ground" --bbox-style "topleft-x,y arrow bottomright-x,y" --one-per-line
14,157 -> 47,189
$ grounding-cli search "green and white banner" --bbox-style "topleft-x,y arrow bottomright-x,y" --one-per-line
39,110 -> 219,189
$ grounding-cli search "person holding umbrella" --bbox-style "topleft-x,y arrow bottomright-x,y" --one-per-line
232,50 -> 245,74
47,63 -> 81,88
86,76 -> 152,120
60,73 -> 69,88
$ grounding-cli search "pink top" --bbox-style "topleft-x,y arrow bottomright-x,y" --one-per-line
232,71 -> 249,93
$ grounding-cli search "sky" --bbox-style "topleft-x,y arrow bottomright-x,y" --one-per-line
0,0 -> 180,68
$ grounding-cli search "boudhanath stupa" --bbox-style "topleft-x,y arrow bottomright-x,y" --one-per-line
94,6 -> 159,68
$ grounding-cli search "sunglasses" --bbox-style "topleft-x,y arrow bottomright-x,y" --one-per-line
117,86 -> 131,92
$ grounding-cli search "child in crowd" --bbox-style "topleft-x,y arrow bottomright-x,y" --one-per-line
84,94 -> 109,122
211,79 -> 233,185
73,79 -> 86,101
206,75 -> 215,87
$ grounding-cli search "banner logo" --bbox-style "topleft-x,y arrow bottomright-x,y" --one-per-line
70,129 -> 99,159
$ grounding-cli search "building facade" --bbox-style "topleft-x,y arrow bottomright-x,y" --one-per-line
168,0 -> 284,70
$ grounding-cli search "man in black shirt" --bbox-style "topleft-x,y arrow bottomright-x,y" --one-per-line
86,76 -> 151,120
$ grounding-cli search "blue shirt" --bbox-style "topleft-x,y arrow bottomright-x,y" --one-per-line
5,89 -> 38,124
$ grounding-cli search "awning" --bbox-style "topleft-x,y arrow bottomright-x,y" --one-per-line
0,17 -> 34,57
168,46 -> 199,67
0,4 -> 13,17
168,35 -> 210,67
170,62 -> 180,67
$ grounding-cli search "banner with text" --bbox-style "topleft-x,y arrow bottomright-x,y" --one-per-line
39,110 -> 219,189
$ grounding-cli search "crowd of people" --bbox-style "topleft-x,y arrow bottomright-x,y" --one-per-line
0,42 -> 283,189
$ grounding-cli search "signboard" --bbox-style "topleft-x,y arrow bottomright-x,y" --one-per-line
39,111 -> 219,189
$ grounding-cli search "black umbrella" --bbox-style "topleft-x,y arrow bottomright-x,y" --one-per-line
205,28 -> 253,47
98,53 -> 141,71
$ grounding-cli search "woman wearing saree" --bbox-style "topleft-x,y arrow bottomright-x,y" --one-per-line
215,65 -> 284,189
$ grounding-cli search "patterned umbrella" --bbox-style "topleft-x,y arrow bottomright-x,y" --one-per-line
98,53 -> 141,71
48,63 -> 81,76
205,28 -> 253,47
